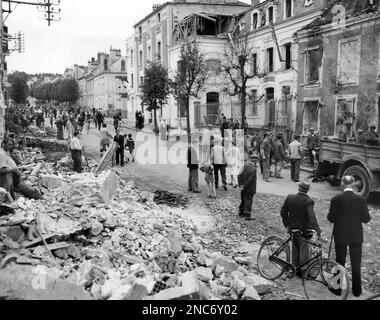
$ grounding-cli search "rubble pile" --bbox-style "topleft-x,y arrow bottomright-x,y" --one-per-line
0,152 -> 276,300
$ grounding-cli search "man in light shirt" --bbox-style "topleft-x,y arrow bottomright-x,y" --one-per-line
289,134 -> 302,182
99,123 -> 114,157
69,131 -> 83,173
211,136 -> 227,191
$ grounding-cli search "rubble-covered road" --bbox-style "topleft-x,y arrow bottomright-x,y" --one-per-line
0,128 -> 378,300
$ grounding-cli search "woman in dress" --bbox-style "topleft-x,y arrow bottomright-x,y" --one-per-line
225,139 -> 242,188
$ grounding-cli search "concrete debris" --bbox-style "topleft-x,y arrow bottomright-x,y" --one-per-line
70,171 -> 119,205
39,174 -> 63,189
242,285 -> 261,300
243,274 -> 276,295
0,145 -> 275,301
195,267 -> 213,282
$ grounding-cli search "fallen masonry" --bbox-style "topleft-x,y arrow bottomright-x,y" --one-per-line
0,147 -> 276,300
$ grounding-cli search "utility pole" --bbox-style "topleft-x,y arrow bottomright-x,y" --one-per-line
0,0 -> 61,139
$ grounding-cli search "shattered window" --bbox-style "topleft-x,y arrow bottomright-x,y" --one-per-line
303,101 -> 319,133
305,48 -> 322,84
252,53 -> 257,75
285,0 -> 293,18
338,38 -> 361,84
335,97 -> 356,137
205,59 -> 221,75
252,12 -> 258,29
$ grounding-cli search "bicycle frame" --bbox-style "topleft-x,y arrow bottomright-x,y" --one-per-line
269,233 -> 323,276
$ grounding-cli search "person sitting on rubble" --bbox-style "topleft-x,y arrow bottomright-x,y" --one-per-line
0,145 -> 42,201
366,126 -> 380,146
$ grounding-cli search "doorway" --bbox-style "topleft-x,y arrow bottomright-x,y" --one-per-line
207,92 -> 220,125
266,88 -> 275,127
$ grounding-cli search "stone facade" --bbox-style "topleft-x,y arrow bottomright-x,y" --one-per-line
295,0 -> 380,139
232,0 -> 328,133
78,48 -> 128,117
125,0 -> 251,127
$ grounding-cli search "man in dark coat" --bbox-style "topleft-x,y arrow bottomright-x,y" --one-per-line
238,153 -> 258,221
260,132 -> 271,182
273,134 -> 286,178
96,111 -> 104,131
280,180 -> 321,275
327,176 -> 371,297
113,129 -> 125,167
307,128 -> 320,167
187,138 -> 200,193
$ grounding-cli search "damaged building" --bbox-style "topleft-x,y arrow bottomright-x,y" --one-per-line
227,0 -> 329,136
125,0 -> 250,126
295,0 -> 380,138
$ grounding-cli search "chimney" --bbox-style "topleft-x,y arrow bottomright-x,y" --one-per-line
110,48 -> 122,62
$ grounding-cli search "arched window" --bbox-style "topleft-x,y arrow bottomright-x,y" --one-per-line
121,60 -> 126,71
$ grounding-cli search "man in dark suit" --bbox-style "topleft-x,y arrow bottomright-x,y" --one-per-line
238,153 -> 258,221
328,176 -> 371,297
187,137 -> 200,193
281,180 -> 321,275
307,128 -> 320,168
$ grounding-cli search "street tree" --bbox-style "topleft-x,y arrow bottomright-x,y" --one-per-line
8,71 -> 29,104
171,39 -> 207,137
222,31 -> 266,129
58,79 -> 79,106
141,61 -> 170,133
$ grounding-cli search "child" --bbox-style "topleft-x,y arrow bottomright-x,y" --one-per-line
125,133 -> 135,162
200,161 -> 216,198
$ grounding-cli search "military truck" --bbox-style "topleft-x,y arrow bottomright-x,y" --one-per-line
318,138 -> 380,199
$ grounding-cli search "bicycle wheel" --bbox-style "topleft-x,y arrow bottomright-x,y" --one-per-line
303,258 -> 350,300
257,236 -> 290,280
366,294 -> 380,300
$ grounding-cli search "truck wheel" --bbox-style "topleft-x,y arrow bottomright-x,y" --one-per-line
342,165 -> 370,199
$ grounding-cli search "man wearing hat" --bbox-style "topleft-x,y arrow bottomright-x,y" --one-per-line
238,153 -> 258,221
280,179 -> 321,275
356,129 -> 366,145
307,128 -> 320,168
327,176 -> 371,297
69,131 -> 83,173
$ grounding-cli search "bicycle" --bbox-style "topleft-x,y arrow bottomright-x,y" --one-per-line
257,230 -> 351,300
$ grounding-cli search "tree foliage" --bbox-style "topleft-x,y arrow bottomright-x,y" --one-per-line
141,61 -> 170,133
31,79 -> 79,104
171,39 -> 207,136
222,31 -> 266,129
8,71 -> 29,104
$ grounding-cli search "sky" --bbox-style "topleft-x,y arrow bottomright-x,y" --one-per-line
4,0 -> 251,75
4,0 -> 161,74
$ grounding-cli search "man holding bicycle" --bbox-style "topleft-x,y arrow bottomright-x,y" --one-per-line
280,180 -> 321,276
